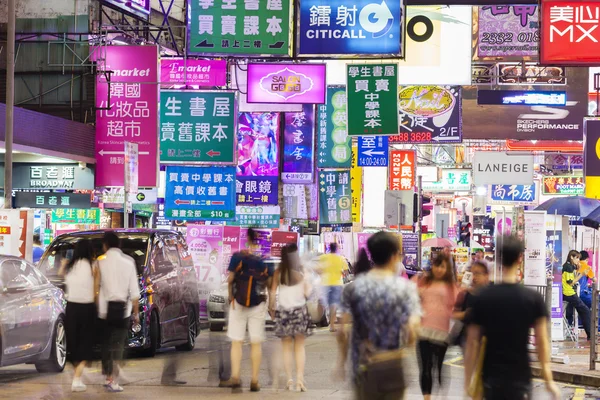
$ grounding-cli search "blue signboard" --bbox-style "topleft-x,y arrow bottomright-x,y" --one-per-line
297,0 -> 403,57
490,184 -> 536,203
165,166 -> 236,220
357,136 -> 388,166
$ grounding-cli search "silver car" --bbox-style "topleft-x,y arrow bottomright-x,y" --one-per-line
0,256 -> 66,372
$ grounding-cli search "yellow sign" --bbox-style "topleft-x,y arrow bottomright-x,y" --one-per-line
351,145 -> 362,223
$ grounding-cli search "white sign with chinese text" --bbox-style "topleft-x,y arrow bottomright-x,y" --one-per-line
422,169 -> 472,192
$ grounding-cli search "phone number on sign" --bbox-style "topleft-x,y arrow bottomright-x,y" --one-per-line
481,31 -> 539,45
390,132 -> 432,143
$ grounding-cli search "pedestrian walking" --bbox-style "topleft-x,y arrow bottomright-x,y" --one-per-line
59,240 -> 96,392
563,250 -> 592,339
318,242 -> 348,332
95,232 -> 141,393
337,231 -> 421,400
578,251 -> 595,309
464,235 -> 559,400
226,228 -> 274,393
33,233 -> 44,264
269,243 -> 312,392
416,254 -> 457,400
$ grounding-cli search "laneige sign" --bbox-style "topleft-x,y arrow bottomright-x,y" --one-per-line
473,152 -> 534,186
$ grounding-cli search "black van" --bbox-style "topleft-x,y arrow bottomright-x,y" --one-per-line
38,229 -> 200,357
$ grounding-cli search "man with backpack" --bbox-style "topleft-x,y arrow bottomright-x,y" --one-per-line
226,228 -> 274,393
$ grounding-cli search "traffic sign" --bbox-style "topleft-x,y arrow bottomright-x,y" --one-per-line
357,136 -> 389,167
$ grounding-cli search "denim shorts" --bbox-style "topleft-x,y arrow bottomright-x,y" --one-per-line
322,285 -> 343,307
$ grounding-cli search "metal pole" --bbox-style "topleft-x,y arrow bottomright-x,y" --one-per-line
416,176 -> 423,270
4,0 -> 16,209
591,288 -> 598,370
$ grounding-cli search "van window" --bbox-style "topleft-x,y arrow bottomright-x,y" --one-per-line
162,234 -> 181,268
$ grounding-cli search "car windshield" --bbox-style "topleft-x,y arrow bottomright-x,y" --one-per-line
38,233 -> 150,278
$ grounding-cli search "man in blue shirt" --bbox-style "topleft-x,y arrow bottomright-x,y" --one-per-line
32,233 -> 44,264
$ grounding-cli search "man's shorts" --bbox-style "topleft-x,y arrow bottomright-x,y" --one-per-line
321,285 -> 343,307
227,301 -> 267,343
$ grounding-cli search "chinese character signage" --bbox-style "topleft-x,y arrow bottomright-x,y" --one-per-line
282,184 -> 308,219
12,164 -> 94,190
389,150 -> 415,191
51,208 -> 101,225
392,86 -> 462,144
318,169 -> 352,226
160,59 -> 227,86
490,184 -> 536,203
187,224 -> 224,285
318,87 -> 351,168
347,64 -> 399,135
476,5 -> 539,58
271,231 -> 298,258
422,169 -> 472,192
124,142 -> 139,194
15,192 -> 91,209
237,112 -> 280,176
231,205 -> 281,228
282,105 -> 315,184
351,145 -> 362,223
357,136 -> 388,167
222,226 -> 241,278
497,63 -> 566,85
247,63 -> 326,104
160,91 -> 235,163
543,176 -> 584,195
104,0 -> 150,19
187,0 -> 292,56
164,166 -> 236,220
95,45 -> 158,187
236,176 -> 278,205
585,119 -> 600,198
540,0 -> 600,64
297,0 -> 404,57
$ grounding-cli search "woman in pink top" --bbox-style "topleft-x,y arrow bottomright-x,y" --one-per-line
416,254 -> 457,400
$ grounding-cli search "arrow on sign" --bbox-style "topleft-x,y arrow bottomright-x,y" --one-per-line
174,199 -> 191,205
432,136 -> 459,142
206,150 -> 221,157
362,149 -> 385,157
98,149 -> 150,156
212,201 -> 225,205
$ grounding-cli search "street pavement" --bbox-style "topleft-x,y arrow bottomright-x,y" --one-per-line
0,328 -> 597,399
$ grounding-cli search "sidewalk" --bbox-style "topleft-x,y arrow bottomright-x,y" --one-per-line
531,340 -> 600,387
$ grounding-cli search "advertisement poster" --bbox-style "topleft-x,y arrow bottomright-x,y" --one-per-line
351,145 -> 362,224
318,169 -> 352,226
247,64 -> 326,104
159,91 -> 236,163
282,184 -> 308,220
95,45 -> 158,187
222,226 -> 241,278
542,176 -> 583,195
187,0 -> 291,56
389,150 -> 416,191
356,232 -> 372,252
160,59 -> 227,86
347,64 -> 399,136
392,86 -> 462,144
322,231 -> 354,262
475,5 -> 539,58
524,211 -> 547,286
297,0 -> 404,57
282,105 -> 315,184
240,228 -> 272,258
0,210 -> 29,260
237,112 -> 280,176
231,205 -> 280,229
402,233 -> 419,272
318,87 -> 351,168
271,231 -> 299,258
490,184 -> 536,204
187,224 -> 224,288
236,176 -> 278,205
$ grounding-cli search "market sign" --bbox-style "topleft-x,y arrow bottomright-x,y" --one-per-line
347,64 -> 399,136
236,176 -> 278,205
473,152 -> 534,186
490,184 -> 536,203
15,192 -> 92,209
542,176 -> 584,195
389,150 -> 416,191
51,208 -> 101,225
422,169 -> 472,192
12,164 -> 94,190
230,205 -> 281,228
102,0 -> 150,19
247,63 -> 326,104
160,59 -> 227,86
540,0 -> 600,65
296,0 -> 404,57
187,0 -> 292,56
160,91 -> 236,163
164,166 -> 236,220
317,87 -> 351,168
392,85 -> 462,144
282,105 -> 315,184
318,169 -> 352,226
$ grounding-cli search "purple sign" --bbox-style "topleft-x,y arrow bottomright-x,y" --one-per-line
477,5 -> 539,58
282,105 -> 315,184
240,228 -> 272,258
104,0 -> 150,18
160,58 -> 227,86
247,63 -> 326,105
236,176 -> 278,205
95,45 -> 158,187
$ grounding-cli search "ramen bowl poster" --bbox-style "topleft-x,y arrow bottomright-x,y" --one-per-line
246,63 -> 326,104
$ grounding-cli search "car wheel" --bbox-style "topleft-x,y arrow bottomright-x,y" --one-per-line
176,308 -> 197,351
209,323 -> 224,332
35,316 -> 66,373
141,311 -> 159,358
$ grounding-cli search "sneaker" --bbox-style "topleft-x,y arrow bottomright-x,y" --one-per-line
106,382 -> 124,392
71,382 -> 87,392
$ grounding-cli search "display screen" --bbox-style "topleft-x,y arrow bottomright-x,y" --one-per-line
477,90 -> 567,106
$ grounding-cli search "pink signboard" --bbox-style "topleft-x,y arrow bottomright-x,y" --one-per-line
222,226 -> 241,278
95,45 -> 158,187
160,58 -> 227,86
246,63 -> 326,105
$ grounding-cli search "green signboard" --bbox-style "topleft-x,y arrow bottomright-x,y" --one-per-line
228,205 -> 280,228
51,208 -> 101,225
346,64 -> 399,136
317,87 -> 351,168
318,169 -> 352,226
187,0 -> 291,56
160,91 -> 236,163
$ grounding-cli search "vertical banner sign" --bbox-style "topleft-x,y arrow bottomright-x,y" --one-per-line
524,211 -> 547,286
318,87 -> 351,168
584,119 -> 600,198
346,64 -> 399,136
187,0 -> 291,56
402,233 -> 419,273
319,170 -> 352,226
351,145 -> 362,224
164,166 -> 236,220
124,142 -> 139,193
392,86 -> 462,144
282,105 -> 315,184
271,231 -> 299,258
160,91 -> 236,163
389,150 -> 416,191
296,0 -> 404,57
476,6 -> 539,58
282,184 -> 308,219
95,45 -> 158,187
222,226 -> 241,279
187,225 -> 224,312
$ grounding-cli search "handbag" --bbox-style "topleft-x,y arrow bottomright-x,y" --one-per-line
357,341 -> 406,395
467,336 -> 487,399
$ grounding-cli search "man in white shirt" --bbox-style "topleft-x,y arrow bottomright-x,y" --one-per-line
95,232 -> 140,393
